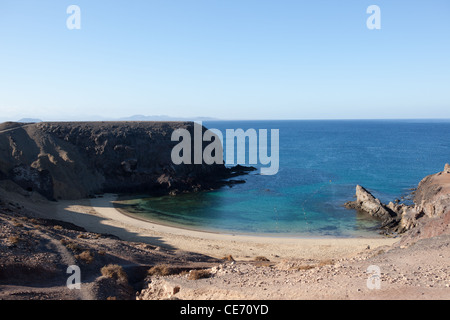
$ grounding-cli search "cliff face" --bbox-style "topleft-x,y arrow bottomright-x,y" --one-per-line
413,167 -> 450,219
0,122 -> 230,200
345,164 -> 450,239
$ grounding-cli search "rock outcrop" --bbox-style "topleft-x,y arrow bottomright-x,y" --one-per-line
344,185 -> 397,227
346,164 -> 450,237
444,163 -> 450,174
0,121 -> 244,200
413,166 -> 450,219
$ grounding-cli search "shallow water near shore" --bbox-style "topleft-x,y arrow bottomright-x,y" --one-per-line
117,120 -> 450,237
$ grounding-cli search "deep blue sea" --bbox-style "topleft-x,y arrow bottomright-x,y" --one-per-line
117,120 -> 450,238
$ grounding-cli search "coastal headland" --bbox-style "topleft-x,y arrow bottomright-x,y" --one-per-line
0,122 -> 448,300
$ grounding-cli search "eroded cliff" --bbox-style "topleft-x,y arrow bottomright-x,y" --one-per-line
345,164 -> 450,239
0,121 -> 233,200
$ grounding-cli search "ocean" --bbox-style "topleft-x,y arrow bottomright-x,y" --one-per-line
116,120 -> 450,238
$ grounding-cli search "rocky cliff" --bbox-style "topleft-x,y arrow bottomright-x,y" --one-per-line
345,164 -> 450,238
0,121 -> 237,200
344,185 -> 397,228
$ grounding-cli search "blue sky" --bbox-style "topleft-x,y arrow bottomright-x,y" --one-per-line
0,0 -> 449,121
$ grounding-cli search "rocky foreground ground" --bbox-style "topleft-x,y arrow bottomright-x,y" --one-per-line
0,196 -> 220,300
1,191 -> 448,300
138,235 -> 450,300
1,168 -> 449,300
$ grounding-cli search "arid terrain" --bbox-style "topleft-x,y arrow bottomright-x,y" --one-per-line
1,172 -> 449,300
0,122 -> 449,300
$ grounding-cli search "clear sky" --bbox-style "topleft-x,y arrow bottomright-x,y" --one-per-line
0,0 -> 449,121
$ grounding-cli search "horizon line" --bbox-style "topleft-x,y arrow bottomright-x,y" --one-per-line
4,117 -> 450,123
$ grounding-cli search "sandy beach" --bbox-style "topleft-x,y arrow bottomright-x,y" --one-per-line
52,194 -> 397,262
2,179 -> 449,300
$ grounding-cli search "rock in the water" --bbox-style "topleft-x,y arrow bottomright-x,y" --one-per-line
345,185 -> 397,226
346,163 -> 450,236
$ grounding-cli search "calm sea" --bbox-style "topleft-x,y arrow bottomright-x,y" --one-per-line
117,120 -> 450,238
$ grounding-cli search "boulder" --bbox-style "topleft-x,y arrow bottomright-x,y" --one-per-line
121,158 -> 138,173
398,210 -> 450,246
413,165 -> 450,218
345,185 -> 397,226
137,278 -> 181,300
444,163 -> 450,174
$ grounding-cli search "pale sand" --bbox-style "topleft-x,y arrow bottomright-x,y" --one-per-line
50,194 -> 397,261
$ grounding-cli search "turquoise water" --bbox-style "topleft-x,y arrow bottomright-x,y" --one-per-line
117,120 -> 450,237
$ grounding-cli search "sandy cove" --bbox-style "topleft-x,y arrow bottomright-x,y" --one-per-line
52,194 -> 396,262
2,186 -> 449,300
1,123 -> 449,300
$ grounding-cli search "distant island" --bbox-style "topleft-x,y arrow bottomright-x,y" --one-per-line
12,115 -> 218,123
118,115 -> 218,122
17,118 -> 43,123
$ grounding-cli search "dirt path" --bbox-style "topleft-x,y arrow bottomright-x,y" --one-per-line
0,215 -> 95,300
0,123 -> 34,134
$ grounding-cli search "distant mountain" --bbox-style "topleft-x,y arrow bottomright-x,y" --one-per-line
119,115 -> 217,122
5,115 -> 217,123
17,118 -> 43,123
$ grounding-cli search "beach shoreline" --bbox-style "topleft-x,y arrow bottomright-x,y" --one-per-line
52,193 -> 397,261
112,194 -> 385,239
2,172 -> 449,300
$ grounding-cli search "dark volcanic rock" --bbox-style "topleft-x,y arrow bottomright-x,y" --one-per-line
0,121 -> 236,200
9,164 -> 54,199
228,164 -> 257,177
